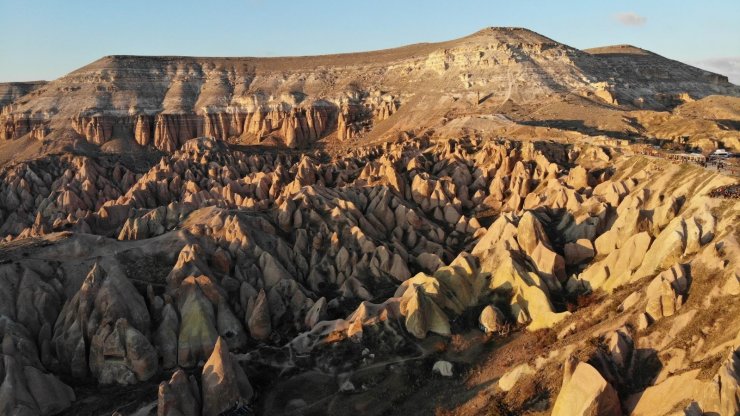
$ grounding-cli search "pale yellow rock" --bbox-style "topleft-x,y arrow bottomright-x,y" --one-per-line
644,264 -> 688,321
627,369 -> 704,416
552,361 -> 621,416
479,305 -> 506,334
530,241 -> 566,284
580,231 -> 652,292
516,211 -> 551,256
498,363 -> 534,392
482,245 -> 569,330
401,285 -> 450,339
519,284 -> 570,330
632,217 -> 687,282
432,266 -> 476,313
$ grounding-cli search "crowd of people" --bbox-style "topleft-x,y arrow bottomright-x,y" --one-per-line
709,184 -> 740,199
633,144 -> 739,176
706,158 -> 740,175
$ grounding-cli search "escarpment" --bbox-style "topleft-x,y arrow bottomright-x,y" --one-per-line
2,27 -> 738,155
0,52 -> 408,150
67,105 -> 342,151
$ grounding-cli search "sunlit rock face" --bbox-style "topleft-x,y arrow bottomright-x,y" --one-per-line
2,27 -> 738,151
0,131 -> 736,415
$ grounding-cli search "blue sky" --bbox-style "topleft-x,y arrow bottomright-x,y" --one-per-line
1,0 -> 738,82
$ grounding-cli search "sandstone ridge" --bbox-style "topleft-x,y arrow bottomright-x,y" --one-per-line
1,27 -> 737,153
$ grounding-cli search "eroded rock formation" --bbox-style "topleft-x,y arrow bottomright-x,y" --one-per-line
0,132 -> 736,415
2,28 -> 738,154
0,26 -> 738,416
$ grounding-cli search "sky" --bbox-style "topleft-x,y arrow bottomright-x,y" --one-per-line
1,0 -> 738,83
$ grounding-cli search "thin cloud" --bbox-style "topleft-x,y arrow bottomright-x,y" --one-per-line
689,57 -> 740,85
613,12 -> 647,27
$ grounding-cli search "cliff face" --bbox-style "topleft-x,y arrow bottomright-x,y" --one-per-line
584,45 -> 734,107
0,28 -> 737,152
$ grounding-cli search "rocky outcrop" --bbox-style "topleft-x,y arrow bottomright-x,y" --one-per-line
0,153 -> 138,239
0,352 -> 75,416
644,264 -> 689,322
175,275 -> 220,368
0,259 -> 75,415
709,345 -> 740,416
627,339 -> 740,415
157,369 -> 201,416
65,104 -> 340,151
479,305 -> 506,334
578,231 -> 652,292
552,360 -> 621,416
51,262 -> 156,383
157,337 -> 252,416
246,290 -> 271,341
201,337 -> 253,416
473,213 -> 570,330
89,317 -> 158,384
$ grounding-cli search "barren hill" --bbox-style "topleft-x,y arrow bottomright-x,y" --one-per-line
2,27 -> 738,154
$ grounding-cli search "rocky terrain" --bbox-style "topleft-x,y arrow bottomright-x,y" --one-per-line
0,27 -> 738,416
